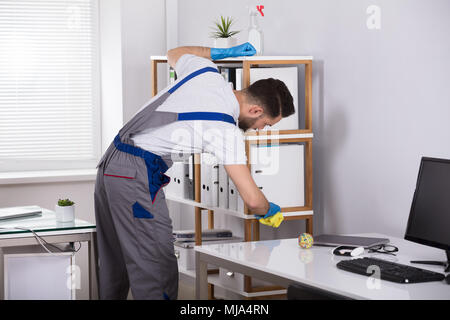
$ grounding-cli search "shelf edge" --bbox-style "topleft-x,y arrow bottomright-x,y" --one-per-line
166,195 -> 313,219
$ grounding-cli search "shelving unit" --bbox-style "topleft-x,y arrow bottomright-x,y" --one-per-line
151,55 -> 313,299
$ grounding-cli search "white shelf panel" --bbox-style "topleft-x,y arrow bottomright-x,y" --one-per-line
166,195 -> 200,208
151,55 -> 313,62
166,194 -> 313,219
245,132 -> 313,141
206,206 -> 255,220
219,56 -> 313,62
151,55 -> 168,60
282,210 -> 314,217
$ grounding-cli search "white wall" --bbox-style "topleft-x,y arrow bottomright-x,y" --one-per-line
99,0 -> 123,153
121,0 -> 167,122
176,0 -> 450,238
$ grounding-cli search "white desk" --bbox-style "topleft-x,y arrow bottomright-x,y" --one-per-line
195,233 -> 450,300
0,209 -> 97,299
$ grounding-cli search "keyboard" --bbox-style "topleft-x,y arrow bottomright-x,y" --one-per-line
336,257 -> 445,284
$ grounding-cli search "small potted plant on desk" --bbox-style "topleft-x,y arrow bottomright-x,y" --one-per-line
210,16 -> 240,48
55,198 -> 75,223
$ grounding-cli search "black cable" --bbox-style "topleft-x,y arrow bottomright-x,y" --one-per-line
1,226 -> 82,254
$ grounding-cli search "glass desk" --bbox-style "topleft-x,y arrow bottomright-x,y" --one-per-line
0,209 -> 97,299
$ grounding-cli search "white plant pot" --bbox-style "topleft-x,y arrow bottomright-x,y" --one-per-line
213,37 -> 237,48
55,205 -> 75,222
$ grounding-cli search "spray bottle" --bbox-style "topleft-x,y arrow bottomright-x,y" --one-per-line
248,7 -> 263,55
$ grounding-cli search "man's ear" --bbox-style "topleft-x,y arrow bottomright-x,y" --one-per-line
248,105 -> 264,118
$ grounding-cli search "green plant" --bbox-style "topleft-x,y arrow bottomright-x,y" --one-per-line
210,16 -> 240,39
58,198 -> 75,206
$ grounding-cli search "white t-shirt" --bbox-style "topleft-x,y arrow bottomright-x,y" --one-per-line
131,54 -> 247,165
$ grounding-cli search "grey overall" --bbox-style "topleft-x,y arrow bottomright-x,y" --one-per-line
94,66 -> 236,299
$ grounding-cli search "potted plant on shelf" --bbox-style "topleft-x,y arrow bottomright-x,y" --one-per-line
55,198 -> 75,222
210,16 -> 240,48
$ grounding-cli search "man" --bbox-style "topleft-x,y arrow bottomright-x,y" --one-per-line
94,43 -> 295,299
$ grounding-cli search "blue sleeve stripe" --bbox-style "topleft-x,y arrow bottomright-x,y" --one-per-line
177,112 -> 236,125
168,67 -> 219,94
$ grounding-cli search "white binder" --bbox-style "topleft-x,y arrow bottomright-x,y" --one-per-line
165,161 -> 189,199
218,165 -> 229,209
200,154 -> 211,205
164,163 -> 177,197
187,154 -> 195,200
181,162 -> 190,199
236,192 -> 245,213
250,144 -> 305,208
228,176 -> 238,211
235,68 -> 243,90
211,162 -> 219,207
200,153 -> 219,206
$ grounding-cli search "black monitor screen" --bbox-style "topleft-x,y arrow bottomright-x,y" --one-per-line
405,157 -> 450,251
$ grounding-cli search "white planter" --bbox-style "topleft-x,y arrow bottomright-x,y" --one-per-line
213,37 -> 237,48
55,205 -> 75,222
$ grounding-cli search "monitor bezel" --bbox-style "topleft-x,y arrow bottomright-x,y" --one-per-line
404,156 -> 450,251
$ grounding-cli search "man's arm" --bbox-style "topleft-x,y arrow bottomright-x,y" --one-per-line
167,46 -> 211,69
224,164 -> 269,215
167,43 -> 257,69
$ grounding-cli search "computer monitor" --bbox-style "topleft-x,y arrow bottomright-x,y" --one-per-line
404,157 -> 450,272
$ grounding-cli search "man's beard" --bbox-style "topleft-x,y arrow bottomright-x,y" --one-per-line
238,116 -> 259,132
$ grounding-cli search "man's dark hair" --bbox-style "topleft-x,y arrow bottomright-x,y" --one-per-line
244,78 -> 295,119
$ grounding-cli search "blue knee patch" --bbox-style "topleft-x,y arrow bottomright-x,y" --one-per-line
132,201 -> 154,219
163,292 -> 170,300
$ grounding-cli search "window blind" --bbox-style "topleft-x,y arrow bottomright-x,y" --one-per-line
0,0 -> 100,172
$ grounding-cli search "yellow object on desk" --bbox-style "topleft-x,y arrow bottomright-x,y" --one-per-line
258,212 -> 284,228
298,233 -> 314,249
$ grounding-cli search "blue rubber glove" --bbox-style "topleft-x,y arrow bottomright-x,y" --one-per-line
256,202 -> 284,228
210,42 -> 256,60
256,202 -> 281,220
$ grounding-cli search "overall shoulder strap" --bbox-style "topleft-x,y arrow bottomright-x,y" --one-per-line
171,67 -> 236,126
168,67 -> 219,94
118,66 -> 221,139
177,112 -> 236,126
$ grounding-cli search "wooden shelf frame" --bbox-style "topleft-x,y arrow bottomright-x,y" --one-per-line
151,55 -> 314,298
151,56 -> 313,132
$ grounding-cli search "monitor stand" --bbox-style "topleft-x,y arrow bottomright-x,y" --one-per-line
411,250 -> 450,273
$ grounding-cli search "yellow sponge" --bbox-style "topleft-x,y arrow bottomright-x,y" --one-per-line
258,212 -> 284,228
